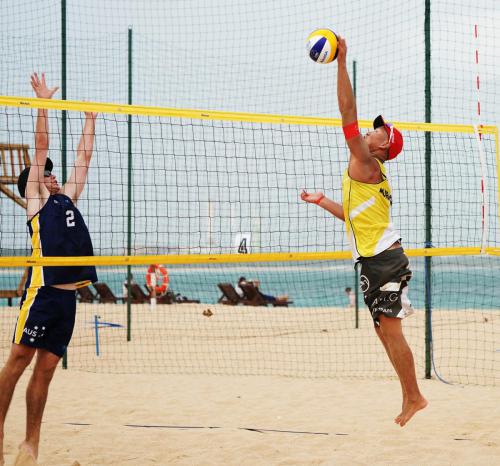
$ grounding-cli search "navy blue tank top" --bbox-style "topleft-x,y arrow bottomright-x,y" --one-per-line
26,193 -> 98,287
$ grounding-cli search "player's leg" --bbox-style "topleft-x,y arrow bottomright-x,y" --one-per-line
17,286 -> 76,461
19,349 -> 60,460
374,325 -> 407,417
0,344 -> 36,465
378,314 -> 427,426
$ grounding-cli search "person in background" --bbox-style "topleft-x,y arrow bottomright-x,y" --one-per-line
238,277 -> 288,305
235,276 -> 246,298
345,287 -> 355,309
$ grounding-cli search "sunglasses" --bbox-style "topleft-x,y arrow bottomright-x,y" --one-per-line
44,170 -> 52,177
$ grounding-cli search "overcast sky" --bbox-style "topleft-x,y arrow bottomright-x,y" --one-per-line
1,0 -> 499,124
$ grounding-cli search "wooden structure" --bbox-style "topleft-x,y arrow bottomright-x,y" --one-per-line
0,144 -> 30,304
217,283 -> 252,306
126,283 -> 151,304
76,286 -> 97,303
0,143 -> 30,208
93,283 -> 122,304
0,268 -> 29,306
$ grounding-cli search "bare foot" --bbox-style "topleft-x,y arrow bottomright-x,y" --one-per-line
394,396 -> 408,424
397,396 -> 428,427
14,443 -> 38,466
18,441 -> 37,458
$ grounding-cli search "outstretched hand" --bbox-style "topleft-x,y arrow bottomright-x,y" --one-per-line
336,35 -> 347,65
301,190 -> 325,205
84,111 -> 98,121
31,72 -> 59,99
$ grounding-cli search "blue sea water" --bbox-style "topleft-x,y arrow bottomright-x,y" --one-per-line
1,256 -> 498,310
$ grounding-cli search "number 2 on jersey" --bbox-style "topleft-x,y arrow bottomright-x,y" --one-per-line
66,210 -> 75,227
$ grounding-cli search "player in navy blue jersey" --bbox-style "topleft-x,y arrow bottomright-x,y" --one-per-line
0,73 -> 98,465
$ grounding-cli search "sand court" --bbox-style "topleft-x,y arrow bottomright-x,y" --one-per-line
2,303 -> 493,383
1,303 -> 499,465
1,371 -> 499,465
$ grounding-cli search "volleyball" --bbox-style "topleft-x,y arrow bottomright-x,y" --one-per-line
306,29 -> 338,64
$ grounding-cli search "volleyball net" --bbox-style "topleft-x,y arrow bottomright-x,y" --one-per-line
0,97 -> 498,385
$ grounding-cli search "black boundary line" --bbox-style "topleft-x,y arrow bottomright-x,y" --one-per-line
239,427 -> 332,436
125,424 -> 221,430
62,423 -> 474,441
63,422 -> 348,436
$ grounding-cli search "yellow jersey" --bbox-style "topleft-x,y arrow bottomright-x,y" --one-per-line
342,159 -> 400,260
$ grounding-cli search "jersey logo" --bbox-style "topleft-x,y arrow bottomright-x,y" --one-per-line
379,188 -> 392,205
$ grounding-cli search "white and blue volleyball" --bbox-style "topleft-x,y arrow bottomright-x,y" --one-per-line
306,29 -> 338,64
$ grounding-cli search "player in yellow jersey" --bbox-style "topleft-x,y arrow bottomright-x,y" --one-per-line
301,36 -> 427,427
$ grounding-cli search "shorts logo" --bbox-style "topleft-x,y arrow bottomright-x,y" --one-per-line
360,275 -> 370,293
388,292 -> 399,303
23,325 -> 46,343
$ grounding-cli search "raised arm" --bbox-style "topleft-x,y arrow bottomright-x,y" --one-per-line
301,190 -> 345,221
336,37 -> 379,183
62,112 -> 98,203
25,73 -> 59,215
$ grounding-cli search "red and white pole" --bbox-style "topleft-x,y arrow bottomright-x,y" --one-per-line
474,24 -> 482,139
473,24 -> 488,253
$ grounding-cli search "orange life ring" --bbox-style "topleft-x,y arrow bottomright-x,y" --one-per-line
146,264 -> 169,295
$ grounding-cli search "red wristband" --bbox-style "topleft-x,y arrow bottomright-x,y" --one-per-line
342,121 -> 360,140
313,194 -> 325,205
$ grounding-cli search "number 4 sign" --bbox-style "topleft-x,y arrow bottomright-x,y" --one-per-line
234,233 -> 251,254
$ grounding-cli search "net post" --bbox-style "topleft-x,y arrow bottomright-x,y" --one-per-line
473,125 -> 489,253
94,315 -> 100,356
126,26 -> 133,342
496,129 -> 500,226
424,0 -> 432,380
354,262 -> 359,329
352,58 -> 360,330
61,0 -> 68,370
352,60 -> 357,98
61,0 -> 67,183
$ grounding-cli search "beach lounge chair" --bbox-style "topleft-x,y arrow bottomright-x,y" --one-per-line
156,290 -> 175,304
76,286 -> 97,303
217,283 -> 248,305
174,294 -> 201,304
0,268 -> 29,306
238,282 -> 268,306
239,282 -> 292,307
125,283 -> 151,304
93,282 -> 121,304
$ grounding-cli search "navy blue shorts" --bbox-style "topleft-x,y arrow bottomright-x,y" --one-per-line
13,286 -> 77,357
